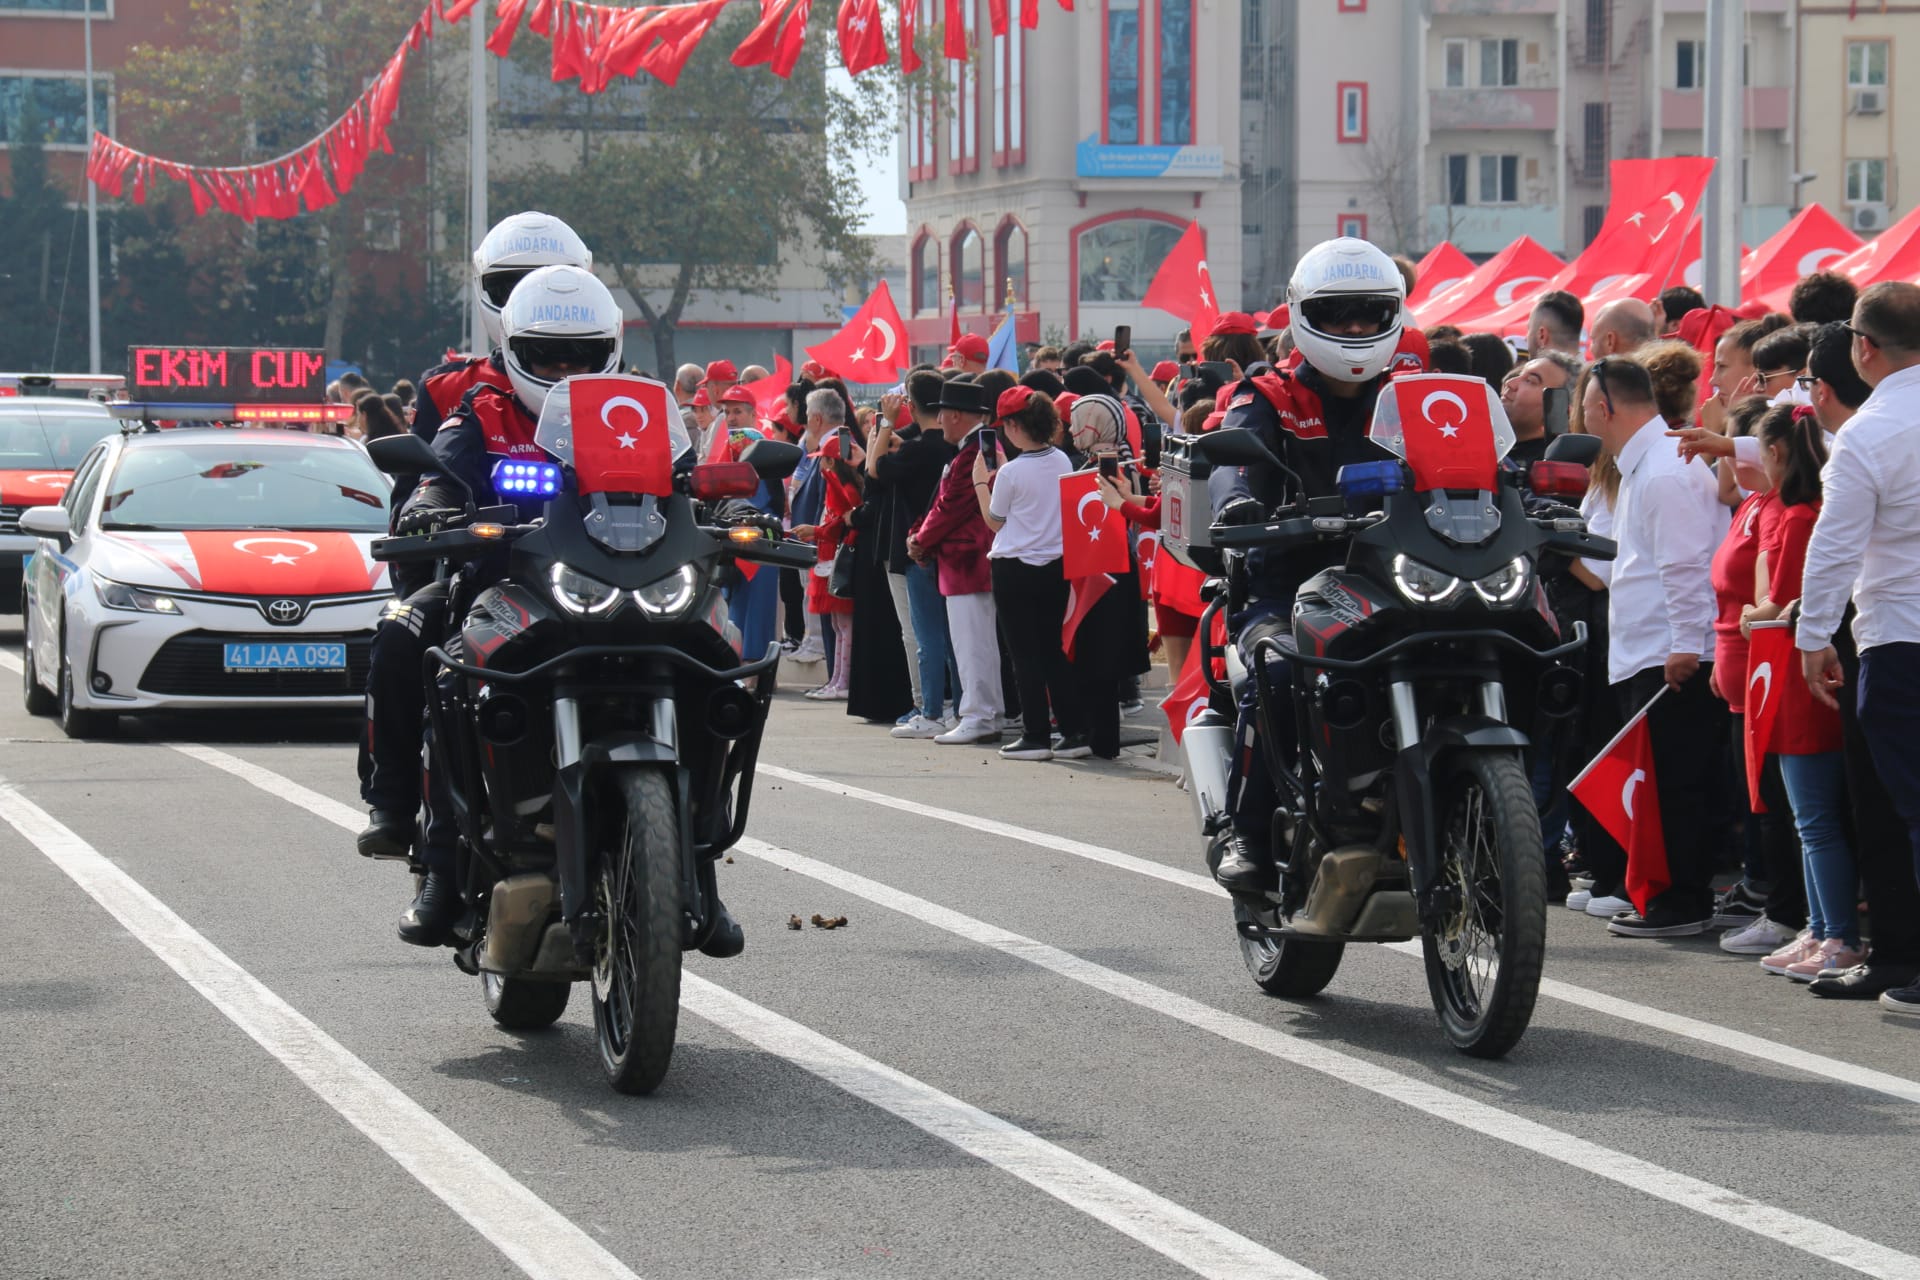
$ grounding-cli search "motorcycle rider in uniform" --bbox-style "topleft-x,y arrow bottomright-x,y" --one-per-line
1207,238 -> 1423,893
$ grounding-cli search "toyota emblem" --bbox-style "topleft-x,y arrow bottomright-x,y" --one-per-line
265,598 -> 305,625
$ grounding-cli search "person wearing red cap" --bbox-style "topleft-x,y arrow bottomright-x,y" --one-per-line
950,333 -> 990,376
1149,360 -> 1181,385
689,385 -> 716,455
702,359 -> 740,404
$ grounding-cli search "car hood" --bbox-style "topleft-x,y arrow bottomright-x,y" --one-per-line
91,530 -> 389,596
0,469 -> 74,506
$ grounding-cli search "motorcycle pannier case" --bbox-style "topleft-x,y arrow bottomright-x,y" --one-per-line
1159,433 -> 1215,570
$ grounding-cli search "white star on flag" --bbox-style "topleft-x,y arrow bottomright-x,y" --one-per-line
1439,424 -> 1460,439
268,553 -> 299,565
616,433 -> 637,449
849,12 -> 867,30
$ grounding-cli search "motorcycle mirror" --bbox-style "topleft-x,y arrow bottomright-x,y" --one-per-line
365,433 -> 440,476
741,439 -> 802,481
1542,433 -> 1602,466
1191,428 -> 1281,471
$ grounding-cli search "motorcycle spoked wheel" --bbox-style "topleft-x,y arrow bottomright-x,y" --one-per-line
482,971 -> 571,1031
1419,751 -> 1546,1059
590,767 -> 684,1095
1235,900 -> 1345,997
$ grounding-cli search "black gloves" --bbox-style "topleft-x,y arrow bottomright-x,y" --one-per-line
395,506 -> 463,536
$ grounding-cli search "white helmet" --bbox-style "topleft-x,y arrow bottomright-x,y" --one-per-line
499,264 -> 623,419
473,211 -> 593,349
1286,237 -> 1407,384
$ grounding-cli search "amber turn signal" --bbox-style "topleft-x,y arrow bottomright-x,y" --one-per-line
470,523 -> 506,540
728,526 -> 764,544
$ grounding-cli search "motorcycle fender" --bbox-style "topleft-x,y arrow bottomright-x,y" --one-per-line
551,732 -> 679,928
1396,716 -> 1531,913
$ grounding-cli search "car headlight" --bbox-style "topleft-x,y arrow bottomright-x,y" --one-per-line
634,564 -> 701,618
95,579 -> 182,615
1390,554 -> 1463,606
549,563 -> 622,615
1472,556 -> 1533,606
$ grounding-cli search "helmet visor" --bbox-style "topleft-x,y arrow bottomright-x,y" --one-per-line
509,335 -> 617,379
1298,294 -> 1401,337
481,267 -> 537,309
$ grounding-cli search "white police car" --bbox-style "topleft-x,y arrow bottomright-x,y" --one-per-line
0,392 -> 121,609
20,425 -> 392,737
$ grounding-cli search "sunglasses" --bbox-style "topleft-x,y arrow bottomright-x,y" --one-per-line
1299,295 -> 1400,333
1754,368 -> 1796,385
1843,323 -> 1880,347
509,335 -> 616,374
1590,358 -> 1617,416
1794,375 -> 1818,391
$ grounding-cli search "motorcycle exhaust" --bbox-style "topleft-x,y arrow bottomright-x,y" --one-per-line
1181,712 -> 1235,833
482,873 -> 555,972
707,685 -> 758,740
477,691 -> 530,745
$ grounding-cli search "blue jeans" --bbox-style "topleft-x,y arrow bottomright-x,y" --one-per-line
905,562 -> 956,719
1778,751 -> 1858,945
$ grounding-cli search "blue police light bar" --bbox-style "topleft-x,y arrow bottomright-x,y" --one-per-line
1335,460 -> 1404,500
491,459 -> 562,497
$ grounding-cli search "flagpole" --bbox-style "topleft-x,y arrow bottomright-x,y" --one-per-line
1566,683 -> 1669,791
468,11 -> 489,355
84,0 -> 101,374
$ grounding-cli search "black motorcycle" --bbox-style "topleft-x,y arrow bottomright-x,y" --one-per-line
1166,375 -> 1613,1057
364,411 -> 812,1094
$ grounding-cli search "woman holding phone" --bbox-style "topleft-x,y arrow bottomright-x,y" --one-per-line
972,387 -> 1090,761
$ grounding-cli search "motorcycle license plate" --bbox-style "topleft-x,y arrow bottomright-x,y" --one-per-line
222,642 -> 346,672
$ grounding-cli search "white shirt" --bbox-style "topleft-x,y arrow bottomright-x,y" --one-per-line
1796,364 -> 1920,654
1606,416 -> 1727,684
1578,487 -> 1614,589
987,447 -> 1073,565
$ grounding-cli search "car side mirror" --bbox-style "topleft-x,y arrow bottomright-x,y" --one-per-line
1543,433 -> 1602,466
741,439 -> 802,481
365,433 -> 440,476
19,506 -> 71,540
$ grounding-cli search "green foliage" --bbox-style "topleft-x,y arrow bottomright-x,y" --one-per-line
0,95 -> 91,370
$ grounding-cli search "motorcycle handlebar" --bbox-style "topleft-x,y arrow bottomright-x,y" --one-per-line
1209,512 -> 1378,550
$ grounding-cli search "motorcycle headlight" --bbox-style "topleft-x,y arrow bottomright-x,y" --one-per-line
634,564 -> 701,618
1472,556 -> 1533,606
95,579 -> 182,615
1390,554 -> 1463,606
549,563 -> 622,615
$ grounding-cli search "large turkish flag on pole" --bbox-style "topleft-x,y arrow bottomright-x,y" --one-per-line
1143,221 -> 1220,339
806,280 -> 910,384
1569,687 -> 1670,915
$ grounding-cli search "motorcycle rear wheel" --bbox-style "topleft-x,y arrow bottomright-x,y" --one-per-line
482,971 -> 571,1031
1420,751 -> 1546,1059
591,767 -> 684,1095
1235,901 -> 1345,997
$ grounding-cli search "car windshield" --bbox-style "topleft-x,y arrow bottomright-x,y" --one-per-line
99,441 -> 390,532
0,411 -> 118,469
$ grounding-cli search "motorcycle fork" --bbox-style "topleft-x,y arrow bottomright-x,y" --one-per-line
1390,666 -> 1515,923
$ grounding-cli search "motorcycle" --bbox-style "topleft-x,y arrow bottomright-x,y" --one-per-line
363,376 -> 814,1094
1164,374 -> 1614,1057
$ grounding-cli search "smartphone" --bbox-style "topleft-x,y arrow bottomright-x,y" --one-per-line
1199,360 -> 1235,385
1542,386 -> 1570,438
1098,452 -> 1119,480
1113,324 -> 1132,358
978,426 -> 999,471
835,425 -> 854,459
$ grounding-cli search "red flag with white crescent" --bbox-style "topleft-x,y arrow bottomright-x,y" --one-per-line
565,375 -> 676,497
1158,639 -> 1212,745
806,280 -> 910,383
1568,689 -> 1670,915
1058,470 -> 1130,580
1746,621 -> 1842,802
837,0 -> 889,74
1382,374 -> 1501,491
1135,530 -> 1158,600
182,531 -> 380,595
1142,221 -> 1220,338
1062,573 -> 1113,661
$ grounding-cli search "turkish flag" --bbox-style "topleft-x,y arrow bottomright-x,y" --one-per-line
806,280 -> 910,383
1741,205 -> 1861,304
1569,689 -> 1669,916
0,471 -> 73,504
1812,203 -> 1920,290
1142,221 -> 1220,339
1381,374 -> 1501,491
1414,236 -> 1565,329
900,0 -> 921,71
837,0 -> 889,74
944,0 -> 968,57
1062,573 -> 1113,660
1158,640 -> 1213,745
1746,622 -> 1842,804
1059,470 -> 1130,579
732,0 -> 805,68
183,531 -> 380,595
1406,242 -> 1476,310
1135,530 -> 1158,600
565,375 -> 676,497
742,354 -> 793,415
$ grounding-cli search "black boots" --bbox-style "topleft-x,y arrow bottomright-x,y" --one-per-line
358,808 -> 415,860
398,870 -> 463,946
697,898 -> 746,958
1212,831 -> 1278,894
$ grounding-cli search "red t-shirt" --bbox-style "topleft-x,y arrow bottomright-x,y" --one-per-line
1764,500 -> 1842,754
1710,491 -> 1773,712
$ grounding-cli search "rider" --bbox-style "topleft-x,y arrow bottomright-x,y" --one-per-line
1206,237 -> 1420,893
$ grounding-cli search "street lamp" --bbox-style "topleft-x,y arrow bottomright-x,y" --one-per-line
1789,171 -> 1818,216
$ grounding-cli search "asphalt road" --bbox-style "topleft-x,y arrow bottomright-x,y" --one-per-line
2,630 -> 1917,1280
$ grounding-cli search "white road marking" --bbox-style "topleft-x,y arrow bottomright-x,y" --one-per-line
0,778 -> 644,1280
731,837 -> 1920,1280
158,743 -> 1321,1279
682,975 -> 1321,1280
761,763 -> 1920,1108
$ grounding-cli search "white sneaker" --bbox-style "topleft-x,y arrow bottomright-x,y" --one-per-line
1584,893 -> 1634,918
890,714 -> 944,739
996,715 -> 1025,733
1719,915 -> 1799,955
935,718 -> 1002,745
1566,888 -> 1594,912
789,638 -> 826,663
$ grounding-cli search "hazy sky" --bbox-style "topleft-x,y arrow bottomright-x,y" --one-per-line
831,70 -> 906,237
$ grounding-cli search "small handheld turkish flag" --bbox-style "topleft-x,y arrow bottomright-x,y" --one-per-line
1375,374 -> 1505,492
807,280 -> 909,384
1568,687 -> 1670,915
563,375 -> 675,497
1745,620 -> 1842,807
1142,221 -> 1220,339
1158,641 -> 1213,745
1059,470 -> 1131,579
1135,530 -> 1159,600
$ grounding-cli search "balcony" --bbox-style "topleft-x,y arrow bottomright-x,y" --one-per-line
1427,204 -> 1563,255
1662,87 -> 1791,132
1430,88 -> 1560,132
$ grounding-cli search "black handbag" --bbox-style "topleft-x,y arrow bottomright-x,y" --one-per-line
828,543 -> 858,598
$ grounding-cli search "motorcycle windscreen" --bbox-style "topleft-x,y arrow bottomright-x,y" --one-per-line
534,374 -> 693,497
1367,374 -> 1515,493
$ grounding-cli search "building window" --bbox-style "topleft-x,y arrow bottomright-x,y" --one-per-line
1104,0 -> 1142,143
364,208 -> 403,253
1337,82 -> 1367,142
1479,39 -> 1519,87
0,74 -> 112,148
1443,154 -> 1470,205
1847,41 -> 1889,88
1443,39 -> 1468,89
1582,204 -> 1605,245
1157,0 -> 1193,144
1846,159 -> 1887,205
1583,0 -> 1610,65
1581,102 -> 1609,181
952,225 -> 985,310
992,16 -> 1025,165
1338,0 -> 1366,11
947,0 -> 978,172
912,233 -> 939,312
498,55 -> 647,126
1076,216 -> 1183,303
995,219 -> 1029,307
907,73 -> 937,183
1478,154 -> 1519,203
1337,213 -> 1368,239
1675,40 -> 1704,89
0,0 -> 108,11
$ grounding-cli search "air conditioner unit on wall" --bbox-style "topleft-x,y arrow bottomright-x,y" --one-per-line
1854,203 -> 1889,232
1853,87 -> 1886,115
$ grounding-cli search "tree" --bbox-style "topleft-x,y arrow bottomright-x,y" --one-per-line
1355,118 -> 1423,256
496,6 -> 891,375
0,94 -> 90,371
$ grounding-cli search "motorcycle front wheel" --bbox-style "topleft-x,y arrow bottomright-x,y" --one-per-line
591,767 -> 684,1094
483,971 -> 571,1030
1235,900 -> 1345,997
1419,751 -> 1546,1059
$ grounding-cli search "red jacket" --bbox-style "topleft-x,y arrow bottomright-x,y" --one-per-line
807,459 -> 858,616
911,438 -> 993,596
